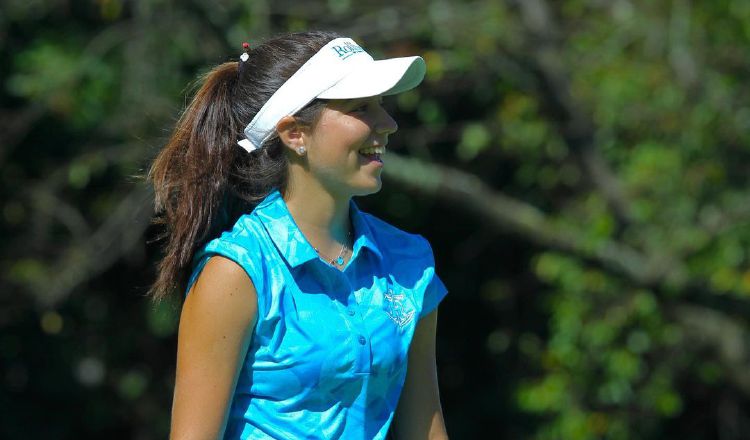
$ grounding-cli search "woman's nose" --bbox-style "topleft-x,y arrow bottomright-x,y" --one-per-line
375,107 -> 398,135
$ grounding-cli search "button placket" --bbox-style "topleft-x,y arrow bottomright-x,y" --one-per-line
336,272 -> 371,375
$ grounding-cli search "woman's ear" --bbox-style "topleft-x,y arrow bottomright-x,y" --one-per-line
276,116 -> 307,155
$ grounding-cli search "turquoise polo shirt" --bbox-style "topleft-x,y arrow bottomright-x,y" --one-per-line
187,189 -> 448,439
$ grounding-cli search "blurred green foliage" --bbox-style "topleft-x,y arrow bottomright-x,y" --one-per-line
2,0 -> 750,439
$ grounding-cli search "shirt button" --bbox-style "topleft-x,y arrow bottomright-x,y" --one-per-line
347,309 -> 356,316
358,335 -> 366,345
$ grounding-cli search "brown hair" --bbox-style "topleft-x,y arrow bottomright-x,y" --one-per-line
148,31 -> 342,302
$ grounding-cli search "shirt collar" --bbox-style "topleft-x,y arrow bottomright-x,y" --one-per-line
255,189 -> 383,268
349,198 -> 383,262
255,190 -> 317,267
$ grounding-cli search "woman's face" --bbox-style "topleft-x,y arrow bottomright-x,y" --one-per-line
303,96 -> 398,198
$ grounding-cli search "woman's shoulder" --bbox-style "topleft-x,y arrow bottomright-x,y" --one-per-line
187,212 -> 268,296
191,212 -> 269,273
358,211 -> 433,258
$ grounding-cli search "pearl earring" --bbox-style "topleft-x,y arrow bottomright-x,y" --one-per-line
297,146 -> 306,156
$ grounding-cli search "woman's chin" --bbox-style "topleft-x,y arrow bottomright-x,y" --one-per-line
351,176 -> 382,197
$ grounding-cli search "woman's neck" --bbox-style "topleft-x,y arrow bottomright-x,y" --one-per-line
283,181 -> 352,254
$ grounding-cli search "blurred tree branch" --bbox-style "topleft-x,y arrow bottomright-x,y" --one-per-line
672,304 -> 750,395
513,0 -> 635,230
30,184 -> 153,307
30,189 -> 92,240
385,152 -> 750,324
10,143 -> 153,306
0,105 -> 46,166
668,0 -> 699,89
384,153 -> 653,283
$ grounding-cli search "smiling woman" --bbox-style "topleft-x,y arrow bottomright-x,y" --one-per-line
148,31 -> 449,440
279,96 -> 397,200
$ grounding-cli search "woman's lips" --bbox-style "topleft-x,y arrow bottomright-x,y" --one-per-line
358,146 -> 385,165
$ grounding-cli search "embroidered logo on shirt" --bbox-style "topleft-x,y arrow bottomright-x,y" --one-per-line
384,289 -> 415,328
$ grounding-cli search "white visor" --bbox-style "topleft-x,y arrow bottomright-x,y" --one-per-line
237,37 -> 426,152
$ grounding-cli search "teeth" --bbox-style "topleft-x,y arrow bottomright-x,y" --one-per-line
359,146 -> 386,155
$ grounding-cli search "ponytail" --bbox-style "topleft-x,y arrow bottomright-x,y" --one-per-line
148,62 -> 242,301
148,31 -> 342,302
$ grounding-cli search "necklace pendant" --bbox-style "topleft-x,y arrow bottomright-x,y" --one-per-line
336,256 -> 345,265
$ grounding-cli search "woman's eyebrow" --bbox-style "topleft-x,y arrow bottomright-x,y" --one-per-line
341,98 -> 369,109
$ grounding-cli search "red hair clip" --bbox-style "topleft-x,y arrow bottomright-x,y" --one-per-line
240,42 -> 250,62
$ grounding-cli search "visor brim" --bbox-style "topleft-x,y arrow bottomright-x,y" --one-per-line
317,56 -> 426,99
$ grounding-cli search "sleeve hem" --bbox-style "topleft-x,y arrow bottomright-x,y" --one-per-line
419,284 -> 448,320
186,239 -> 265,317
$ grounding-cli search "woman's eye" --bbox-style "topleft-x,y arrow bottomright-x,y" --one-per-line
349,98 -> 383,113
351,103 -> 368,112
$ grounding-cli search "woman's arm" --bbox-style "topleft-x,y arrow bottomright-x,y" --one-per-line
170,256 -> 258,440
391,309 -> 449,440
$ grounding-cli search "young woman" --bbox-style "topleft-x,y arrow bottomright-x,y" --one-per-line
149,30 -> 449,439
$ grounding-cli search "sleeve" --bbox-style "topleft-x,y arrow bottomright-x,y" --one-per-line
418,235 -> 449,320
185,234 -> 266,316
